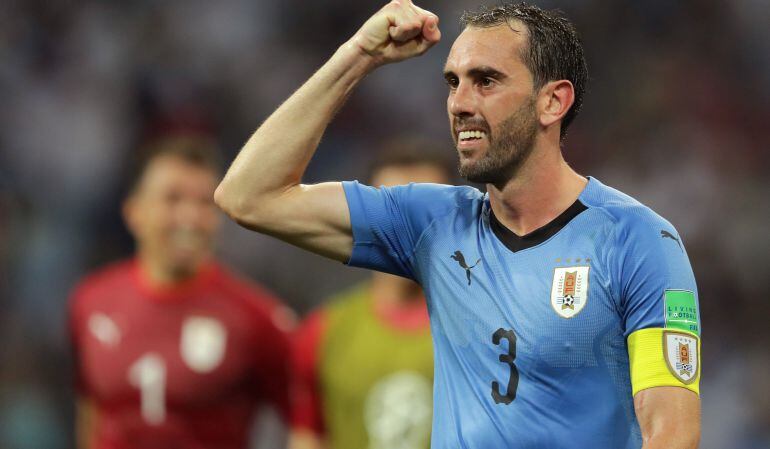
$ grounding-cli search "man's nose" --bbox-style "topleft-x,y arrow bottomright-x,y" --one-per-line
177,200 -> 206,225
449,81 -> 477,117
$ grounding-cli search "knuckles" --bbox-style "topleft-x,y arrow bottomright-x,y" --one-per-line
361,1 -> 439,60
404,20 -> 423,30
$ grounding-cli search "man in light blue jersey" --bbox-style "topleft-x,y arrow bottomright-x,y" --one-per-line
215,2 -> 701,448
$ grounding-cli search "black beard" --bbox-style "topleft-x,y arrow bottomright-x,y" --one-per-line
457,97 -> 538,187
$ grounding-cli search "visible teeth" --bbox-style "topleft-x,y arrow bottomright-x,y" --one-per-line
458,130 -> 487,141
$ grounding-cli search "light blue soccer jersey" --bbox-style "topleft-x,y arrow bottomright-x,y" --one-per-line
342,177 -> 699,449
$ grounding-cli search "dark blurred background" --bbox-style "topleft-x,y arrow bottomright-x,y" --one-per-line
1,0 -> 768,448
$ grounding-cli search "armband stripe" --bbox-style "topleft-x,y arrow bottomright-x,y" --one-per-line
628,328 -> 700,396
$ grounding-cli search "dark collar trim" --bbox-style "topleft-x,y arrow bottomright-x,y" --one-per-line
490,200 -> 588,253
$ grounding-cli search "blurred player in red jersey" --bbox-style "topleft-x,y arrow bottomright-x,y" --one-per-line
69,136 -> 294,449
290,141 -> 453,449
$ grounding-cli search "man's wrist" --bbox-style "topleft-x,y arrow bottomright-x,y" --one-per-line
336,38 -> 381,77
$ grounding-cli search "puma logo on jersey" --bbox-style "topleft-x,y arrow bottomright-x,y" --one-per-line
451,251 -> 481,285
661,230 -> 682,251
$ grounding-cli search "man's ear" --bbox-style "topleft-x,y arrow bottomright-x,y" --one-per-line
122,195 -> 139,238
537,79 -> 575,129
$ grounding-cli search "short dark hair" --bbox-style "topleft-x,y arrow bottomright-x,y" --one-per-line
367,137 -> 456,184
461,3 -> 588,139
128,135 -> 222,194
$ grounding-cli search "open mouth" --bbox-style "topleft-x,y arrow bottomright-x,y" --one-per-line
458,130 -> 488,142
170,229 -> 205,252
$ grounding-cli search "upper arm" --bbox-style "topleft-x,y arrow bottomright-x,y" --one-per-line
634,386 -> 700,448
219,182 -> 353,263
218,179 -> 469,276
290,311 -> 326,435
613,210 -> 701,396
288,429 -> 327,449
342,181 -> 466,279
288,311 -> 328,449
615,213 -> 699,337
254,305 -> 295,420
71,286 -> 98,449
69,286 -> 87,392
76,397 -> 97,449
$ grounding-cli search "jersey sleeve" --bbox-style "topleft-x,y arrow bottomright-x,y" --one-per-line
342,181 -> 467,280
256,313 -> 293,420
610,210 -> 701,395
289,310 -> 327,435
244,294 -> 296,421
612,215 -> 699,336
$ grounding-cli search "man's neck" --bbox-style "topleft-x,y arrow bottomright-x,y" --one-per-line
487,140 -> 587,237
137,252 -> 198,288
370,272 -> 423,308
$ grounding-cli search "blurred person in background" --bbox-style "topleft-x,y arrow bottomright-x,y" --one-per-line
289,140 -> 453,449
68,136 -> 294,449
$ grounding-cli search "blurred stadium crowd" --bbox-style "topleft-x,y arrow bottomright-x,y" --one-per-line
1,0 -> 768,448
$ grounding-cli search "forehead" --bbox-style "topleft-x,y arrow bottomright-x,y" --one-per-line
446,23 -> 528,72
138,155 -> 216,193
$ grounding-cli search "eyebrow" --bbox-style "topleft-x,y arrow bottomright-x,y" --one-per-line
443,66 -> 508,81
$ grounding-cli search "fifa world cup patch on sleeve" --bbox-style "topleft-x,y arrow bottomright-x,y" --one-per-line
663,331 -> 699,384
664,289 -> 699,335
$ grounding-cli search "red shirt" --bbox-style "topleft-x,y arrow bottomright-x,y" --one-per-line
70,259 -> 293,449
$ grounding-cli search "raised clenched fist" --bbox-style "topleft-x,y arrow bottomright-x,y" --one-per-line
352,0 -> 441,66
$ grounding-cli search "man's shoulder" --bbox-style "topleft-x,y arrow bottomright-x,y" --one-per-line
212,263 -> 275,303
71,258 -> 136,303
211,263 -> 296,330
347,180 -> 483,211
394,182 -> 483,206
580,177 -> 678,239
390,183 -> 486,230
68,259 -> 137,328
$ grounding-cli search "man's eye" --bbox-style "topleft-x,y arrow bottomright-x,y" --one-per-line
446,78 -> 458,89
481,77 -> 494,87
164,192 -> 183,205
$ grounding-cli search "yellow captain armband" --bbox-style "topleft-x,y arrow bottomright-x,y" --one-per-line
627,328 -> 700,396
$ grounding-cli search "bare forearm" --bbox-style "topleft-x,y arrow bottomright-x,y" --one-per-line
214,1 -> 439,259
289,429 -> 327,449
76,398 -> 95,449
641,414 -> 699,449
215,42 -> 374,216
636,387 -> 700,449
642,434 -> 699,449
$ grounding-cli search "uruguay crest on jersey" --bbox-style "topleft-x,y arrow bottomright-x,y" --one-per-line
180,316 -> 227,373
663,331 -> 699,384
550,266 -> 590,318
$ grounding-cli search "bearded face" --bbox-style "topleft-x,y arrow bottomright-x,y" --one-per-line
455,95 -> 538,186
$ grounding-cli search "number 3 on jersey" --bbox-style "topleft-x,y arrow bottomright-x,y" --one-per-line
491,328 -> 519,405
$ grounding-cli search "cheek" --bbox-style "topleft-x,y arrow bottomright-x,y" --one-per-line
147,212 -> 174,239
134,214 -> 168,246
201,209 -> 220,233
187,201 -> 220,232
143,200 -> 178,232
